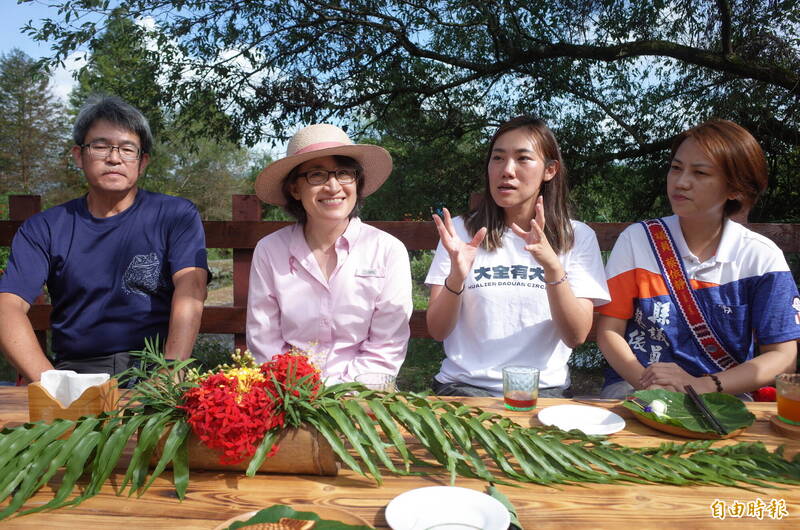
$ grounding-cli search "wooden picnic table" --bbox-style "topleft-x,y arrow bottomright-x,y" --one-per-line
0,386 -> 798,528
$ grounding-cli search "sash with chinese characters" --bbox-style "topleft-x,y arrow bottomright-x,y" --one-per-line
641,218 -> 740,371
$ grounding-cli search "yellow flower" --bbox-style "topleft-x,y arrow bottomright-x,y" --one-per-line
224,366 -> 266,395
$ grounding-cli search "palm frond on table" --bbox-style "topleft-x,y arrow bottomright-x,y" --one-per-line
2,359 -> 800,521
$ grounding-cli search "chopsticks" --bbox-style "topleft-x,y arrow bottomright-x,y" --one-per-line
684,385 -> 728,435
626,395 -> 654,413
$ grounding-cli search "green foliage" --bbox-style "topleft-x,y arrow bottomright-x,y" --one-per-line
119,336 -> 198,413
0,49 -> 70,198
0,246 -> 7,279
22,3 -> 800,152
410,250 -> 434,282
754,147 -> 800,223
13,2 -> 800,224
0,193 -> 8,275
0,338 -> 205,515
571,162 -> 670,223
409,250 -> 434,310
567,342 -> 608,372
228,505 -> 371,530
191,335 -> 234,373
207,248 -> 232,260
207,263 -> 232,292
396,338 -> 445,393
167,137 -> 251,220
261,205 -> 292,222
360,118 -> 486,222
68,15 -> 166,138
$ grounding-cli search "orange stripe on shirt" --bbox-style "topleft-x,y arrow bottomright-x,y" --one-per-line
598,268 -> 718,319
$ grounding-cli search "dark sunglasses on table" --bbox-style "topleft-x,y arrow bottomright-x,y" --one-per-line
299,168 -> 358,185
80,140 -> 142,161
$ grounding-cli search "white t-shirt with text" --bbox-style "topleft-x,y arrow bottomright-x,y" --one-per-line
425,217 -> 610,394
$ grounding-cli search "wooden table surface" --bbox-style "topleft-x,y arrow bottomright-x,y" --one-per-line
1,386 -> 798,529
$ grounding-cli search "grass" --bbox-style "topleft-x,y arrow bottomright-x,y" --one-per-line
410,250 -> 434,310
396,338 -> 445,392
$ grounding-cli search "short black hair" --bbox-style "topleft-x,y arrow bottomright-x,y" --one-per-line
281,155 -> 365,224
72,95 -> 153,154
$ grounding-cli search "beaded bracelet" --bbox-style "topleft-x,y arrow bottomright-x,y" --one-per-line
544,271 -> 569,286
443,278 -> 465,296
703,373 -> 724,393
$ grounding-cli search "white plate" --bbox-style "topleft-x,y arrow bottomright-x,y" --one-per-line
538,404 -> 626,435
385,486 -> 510,530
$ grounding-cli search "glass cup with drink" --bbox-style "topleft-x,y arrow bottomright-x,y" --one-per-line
354,372 -> 397,392
502,366 -> 540,411
776,373 -> 800,425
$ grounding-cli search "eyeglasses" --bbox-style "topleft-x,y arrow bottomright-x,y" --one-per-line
80,141 -> 142,161
299,168 -> 358,186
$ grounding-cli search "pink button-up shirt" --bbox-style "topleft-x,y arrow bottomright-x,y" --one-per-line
246,218 -> 412,383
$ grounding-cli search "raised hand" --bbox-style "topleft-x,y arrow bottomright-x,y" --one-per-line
510,195 -> 560,272
432,207 -> 487,287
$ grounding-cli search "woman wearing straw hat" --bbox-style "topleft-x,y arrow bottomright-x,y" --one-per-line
247,124 -> 413,383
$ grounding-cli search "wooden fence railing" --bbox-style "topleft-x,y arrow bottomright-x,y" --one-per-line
2,195 -> 799,353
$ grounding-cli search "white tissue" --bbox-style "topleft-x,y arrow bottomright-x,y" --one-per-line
39,370 -> 110,408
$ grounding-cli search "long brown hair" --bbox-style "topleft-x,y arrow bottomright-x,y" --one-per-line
466,116 -> 574,253
670,119 -> 767,217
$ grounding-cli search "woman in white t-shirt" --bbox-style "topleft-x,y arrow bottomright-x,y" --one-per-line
425,115 -> 610,397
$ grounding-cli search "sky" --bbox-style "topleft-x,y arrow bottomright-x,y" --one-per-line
1,1 -> 81,101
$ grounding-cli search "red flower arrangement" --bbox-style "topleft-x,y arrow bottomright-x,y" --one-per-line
179,349 -> 321,465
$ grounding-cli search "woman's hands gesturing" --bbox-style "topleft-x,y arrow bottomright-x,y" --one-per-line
426,207 -> 487,340
432,207 -> 487,289
510,196 -> 560,275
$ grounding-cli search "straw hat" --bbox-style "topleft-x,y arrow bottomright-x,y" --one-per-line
255,124 -> 393,205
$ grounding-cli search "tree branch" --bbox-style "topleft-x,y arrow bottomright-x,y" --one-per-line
715,0 -> 733,56
561,85 -> 647,146
507,41 -> 799,96
304,4 -> 800,96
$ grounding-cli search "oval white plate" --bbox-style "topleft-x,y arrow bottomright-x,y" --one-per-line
385,486 -> 510,530
538,404 -> 626,435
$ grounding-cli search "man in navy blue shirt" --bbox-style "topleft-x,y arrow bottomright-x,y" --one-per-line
0,96 -> 209,382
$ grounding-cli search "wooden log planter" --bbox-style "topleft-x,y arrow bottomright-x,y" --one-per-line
152,424 -> 339,476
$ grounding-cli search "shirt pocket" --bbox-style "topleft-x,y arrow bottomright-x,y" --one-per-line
713,304 -> 751,354
122,252 -> 167,296
352,267 -> 386,304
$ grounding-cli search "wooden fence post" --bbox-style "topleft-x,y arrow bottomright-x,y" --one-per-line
232,195 -> 261,352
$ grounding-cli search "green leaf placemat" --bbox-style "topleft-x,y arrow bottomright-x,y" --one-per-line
623,389 -> 755,434
227,504 -> 373,529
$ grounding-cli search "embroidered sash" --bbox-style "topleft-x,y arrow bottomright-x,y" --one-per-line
641,218 -> 739,371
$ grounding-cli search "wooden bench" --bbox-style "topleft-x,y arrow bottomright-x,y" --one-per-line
2,195 -> 799,353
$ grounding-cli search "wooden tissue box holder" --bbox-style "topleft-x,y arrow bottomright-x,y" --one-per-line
28,378 -> 119,423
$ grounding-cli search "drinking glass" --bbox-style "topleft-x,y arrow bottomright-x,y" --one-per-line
354,372 -> 397,392
776,373 -> 800,425
502,366 -> 540,411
